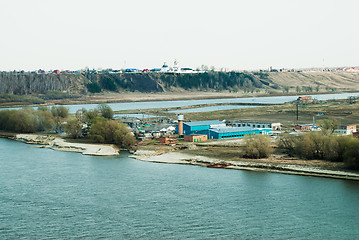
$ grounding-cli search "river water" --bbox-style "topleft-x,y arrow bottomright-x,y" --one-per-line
2,92 -> 359,113
61,92 -> 359,113
166,105 -> 263,114
1,138 -> 358,239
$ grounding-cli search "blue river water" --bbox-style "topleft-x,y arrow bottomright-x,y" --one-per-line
114,113 -> 165,119
56,92 -> 359,113
1,138 -> 358,239
166,105 -> 263,114
2,92 -> 359,113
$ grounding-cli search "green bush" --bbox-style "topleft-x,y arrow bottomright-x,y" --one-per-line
64,119 -> 83,139
243,135 -> 272,159
317,118 -> 339,134
84,108 -> 100,122
278,132 -> 359,170
99,104 -> 114,119
51,106 -> 69,118
278,133 -> 296,157
40,91 -> 81,100
0,93 -> 45,104
100,76 -> 117,91
89,117 -> 136,149
87,83 -> 101,93
0,108 -> 55,133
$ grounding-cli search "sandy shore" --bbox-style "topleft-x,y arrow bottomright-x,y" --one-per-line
5,134 -> 359,180
13,134 -> 119,156
131,150 -> 359,181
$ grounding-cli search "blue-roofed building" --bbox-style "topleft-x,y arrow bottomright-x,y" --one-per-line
206,127 -> 261,140
177,120 -> 271,139
125,68 -> 139,72
181,120 -> 226,135
258,128 -> 272,135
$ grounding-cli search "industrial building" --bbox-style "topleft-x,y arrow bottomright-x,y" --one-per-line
207,127 -> 260,139
205,127 -> 271,140
295,124 -> 318,131
177,119 -> 271,140
181,120 -> 226,135
159,136 -> 176,145
335,125 -> 357,135
230,121 -> 281,130
184,134 -> 208,142
177,114 -> 184,136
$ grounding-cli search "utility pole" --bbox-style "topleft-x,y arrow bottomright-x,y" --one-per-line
296,102 -> 299,125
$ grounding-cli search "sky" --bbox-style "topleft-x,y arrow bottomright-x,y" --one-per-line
0,0 -> 358,71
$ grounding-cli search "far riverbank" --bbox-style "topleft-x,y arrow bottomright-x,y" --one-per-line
1,90 -> 358,108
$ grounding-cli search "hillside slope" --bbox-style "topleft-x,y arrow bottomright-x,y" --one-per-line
0,71 -> 358,95
267,72 -> 359,91
0,72 -> 89,94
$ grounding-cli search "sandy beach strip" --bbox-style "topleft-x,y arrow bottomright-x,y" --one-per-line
6,134 -> 359,180
13,134 -> 119,156
131,150 -> 359,181
131,150 -> 219,165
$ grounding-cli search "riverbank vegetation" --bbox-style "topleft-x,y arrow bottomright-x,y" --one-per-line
39,91 -> 82,100
0,91 -> 81,106
0,104 -> 136,150
243,135 -> 272,159
0,106 -> 68,133
89,117 -> 136,149
68,105 -> 135,149
132,99 -> 359,171
0,93 -> 45,105
172,134 -> 357,171
1,95 -> 359,171
279,132 -> 359,170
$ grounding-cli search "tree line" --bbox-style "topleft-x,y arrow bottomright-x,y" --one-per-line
0,104 -> 136,150
65,104 -> 135,149
241,124 -> 359,170
0,106 -> 68,133
279,132 -> 359,170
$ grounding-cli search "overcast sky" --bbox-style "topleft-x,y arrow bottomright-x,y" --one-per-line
1,0 -> 358,71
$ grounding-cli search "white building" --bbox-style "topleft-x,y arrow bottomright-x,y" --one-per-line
335,125 -> 357,135
231,121 -> 281,131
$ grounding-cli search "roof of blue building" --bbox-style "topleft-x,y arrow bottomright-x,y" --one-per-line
183,120 -> 224,127
210,127 -> 257,133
